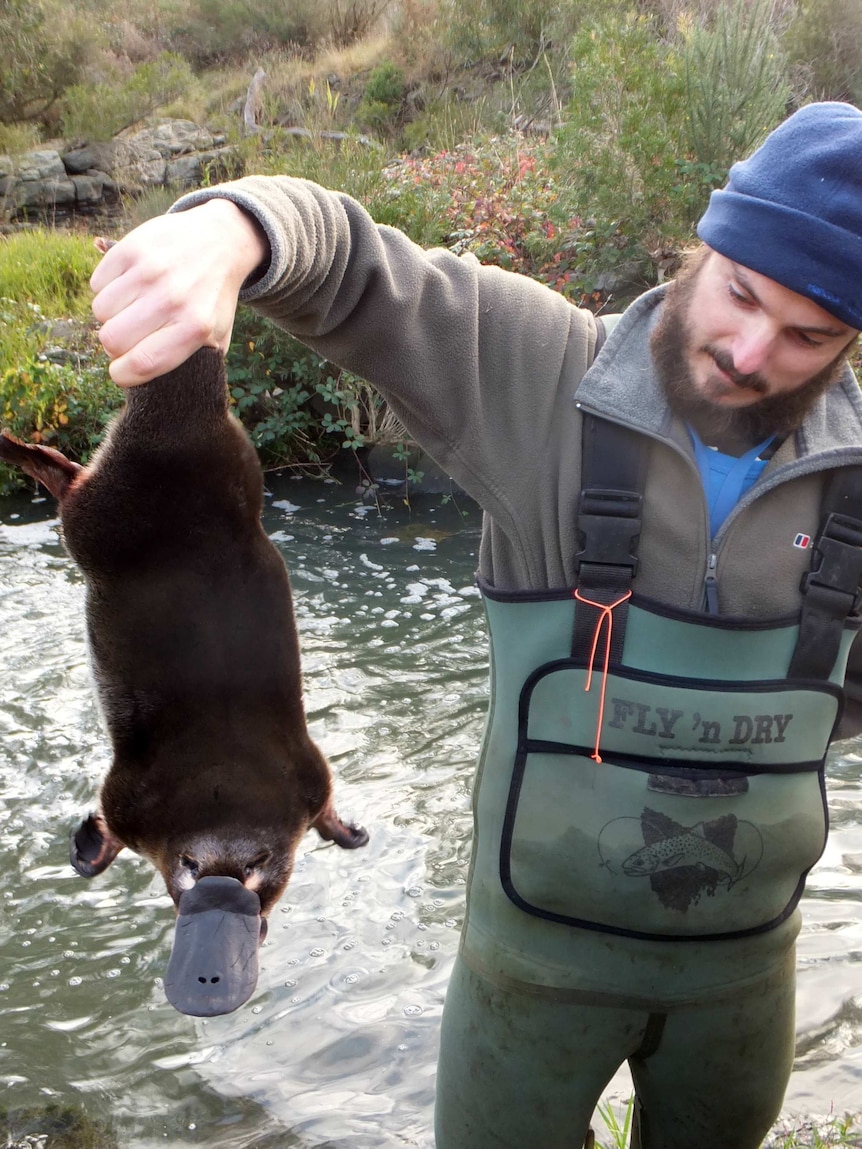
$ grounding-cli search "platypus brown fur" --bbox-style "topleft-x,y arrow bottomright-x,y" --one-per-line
0,347 -> 368,1015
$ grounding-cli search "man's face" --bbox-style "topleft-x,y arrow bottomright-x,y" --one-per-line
686,250 -> 856,404
651,248 -> 859,444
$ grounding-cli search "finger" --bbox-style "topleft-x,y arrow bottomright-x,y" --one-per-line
105,323 -> 229,387
92,267 -> 150,328
96,266 -> 224,358
90,212 -> 176,295
92,243 -> 190,327
90,237 -> 136,295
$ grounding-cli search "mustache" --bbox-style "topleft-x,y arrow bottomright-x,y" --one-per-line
703,345 -> 769,395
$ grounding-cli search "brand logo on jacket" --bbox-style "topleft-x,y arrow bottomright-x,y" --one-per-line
607,698 -> 793,746
793,533 -> 812,549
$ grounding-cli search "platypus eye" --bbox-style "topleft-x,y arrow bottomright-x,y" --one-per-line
245,852 -> 271,876
180,855 -> 199,876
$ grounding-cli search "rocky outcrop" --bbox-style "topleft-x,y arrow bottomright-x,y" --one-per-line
0,120 -> 235,218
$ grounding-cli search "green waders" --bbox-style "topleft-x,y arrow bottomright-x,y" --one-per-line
434,588 -> 855,1149
436,948 -> 796,1149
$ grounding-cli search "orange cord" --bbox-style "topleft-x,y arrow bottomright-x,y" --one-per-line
573,588 -> 632,763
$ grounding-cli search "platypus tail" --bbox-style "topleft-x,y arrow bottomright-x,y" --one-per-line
0,431 -> 83,501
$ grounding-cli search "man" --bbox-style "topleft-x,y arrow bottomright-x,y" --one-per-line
90,101 -> 862,1147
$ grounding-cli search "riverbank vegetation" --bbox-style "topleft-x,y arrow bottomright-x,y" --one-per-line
594,1097 -> 862,1149
2,0 -> 862,493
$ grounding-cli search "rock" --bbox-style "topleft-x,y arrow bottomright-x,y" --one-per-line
166,146 -> 234,187
70,172 -> 107,203
134,120 -> 216,157
41,346 -> 89,367
61,144 -> 103,174
109,139 -> 167,190
16,149 -> 67,182
13,176 -> 77,210
31,318 -> 83,340
1,118 -> 236,219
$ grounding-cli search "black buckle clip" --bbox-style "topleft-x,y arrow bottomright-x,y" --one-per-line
801,513 -> 862,618
575,488 -> 642,575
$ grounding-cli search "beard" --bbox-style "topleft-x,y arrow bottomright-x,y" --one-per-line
650,253 -> 849,449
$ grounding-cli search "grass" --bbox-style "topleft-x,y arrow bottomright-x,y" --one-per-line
765,1112 -> 862,1148
0,229 -> 98,314
0,229 -> 99,374
0,228 -> 117,495
592,1098 -> 862,1148
595,1096 -> 634,1147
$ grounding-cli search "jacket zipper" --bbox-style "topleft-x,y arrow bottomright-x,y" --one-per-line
575,400 -> 862,615
703,552 -> 719,614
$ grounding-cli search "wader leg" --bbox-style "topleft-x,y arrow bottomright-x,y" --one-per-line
626,954 -> 797,1149
629,1095 -> 645,1149
435,956 -> 646,1149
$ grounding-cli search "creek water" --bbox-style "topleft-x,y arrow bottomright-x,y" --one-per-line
1,475 -> 862,1147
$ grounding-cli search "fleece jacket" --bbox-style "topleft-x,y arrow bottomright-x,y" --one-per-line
172,176 -> 862,734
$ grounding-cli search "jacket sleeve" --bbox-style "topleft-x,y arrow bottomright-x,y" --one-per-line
171,176 -> 597,525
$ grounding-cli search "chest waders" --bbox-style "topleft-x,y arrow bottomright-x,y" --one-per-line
460,419 -> 862,984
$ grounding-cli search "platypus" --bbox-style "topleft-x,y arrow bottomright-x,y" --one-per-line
0,346 -> 368,1016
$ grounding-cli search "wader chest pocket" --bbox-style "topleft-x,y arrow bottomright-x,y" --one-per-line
499,660 -> 841,940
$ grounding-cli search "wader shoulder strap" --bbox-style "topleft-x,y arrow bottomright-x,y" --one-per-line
788,466 -> 862,680
574,415 -> 648,662
591,313 -> 623,361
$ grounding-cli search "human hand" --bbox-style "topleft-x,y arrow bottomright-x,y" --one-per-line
91,198 -> 269,386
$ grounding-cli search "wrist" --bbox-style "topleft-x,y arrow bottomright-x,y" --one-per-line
196,196 -> 270,285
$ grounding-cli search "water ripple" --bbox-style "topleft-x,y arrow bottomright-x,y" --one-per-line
3,478 -> 862,1142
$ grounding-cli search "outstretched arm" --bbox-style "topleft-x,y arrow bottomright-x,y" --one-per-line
91,175 -> 596,543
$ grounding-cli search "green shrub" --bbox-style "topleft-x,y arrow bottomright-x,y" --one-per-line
0,231 -> 102,444
386,140 -> 549,266
388,0 -> 454,72
122,183 -> 190,231
226,311 -> 320,467
398,92 -> 504,154
226,308 -> 410,470
381,135 -> 624,306
357,61 -> 407,132
546,0 -> 789,295
682,0 -> 790,174
0,356 -> 122,495
326,0 -> 393,46
364,61 -> 406,106
442,0 -> 590,69
783,0 -> 862,104
171,0 -> 323,67
60,52 -> 194,142
0,121 -> 42,155
550,10 -> 688,291
0,0 -> 104,125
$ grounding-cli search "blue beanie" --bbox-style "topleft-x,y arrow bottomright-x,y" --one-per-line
697,101 -> 862,330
